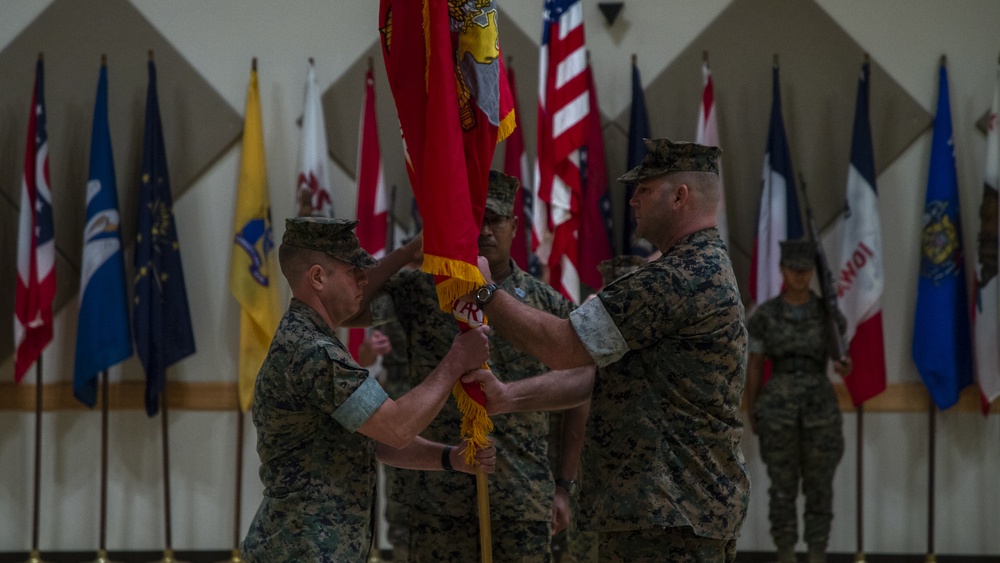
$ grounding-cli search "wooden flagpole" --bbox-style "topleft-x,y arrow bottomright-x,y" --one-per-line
20,360 -> 50,563
854,405 -> 865,563
91,371 -> 121,563
216,411 -> 244,563
926,403 -> 936,563
150,382 -> 187,563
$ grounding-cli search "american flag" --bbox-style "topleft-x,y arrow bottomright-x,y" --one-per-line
536,0 -> 589,303
15,58 -> 56,383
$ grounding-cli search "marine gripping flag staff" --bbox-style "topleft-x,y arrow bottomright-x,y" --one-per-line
74,59 -> 133,408
348,63 -> 389,362
974,56 -> 1000,410
15,56 -> 56,383
913,59 -> 974,411
751,59 -> 803,306
134,56 -> 196,416
295,58 -> 334,218
837,59 -> 887,406
230,60 -> 282,413
380,0 -> 515,557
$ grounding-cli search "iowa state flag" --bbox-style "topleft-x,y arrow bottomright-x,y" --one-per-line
913,61 -> 973,410
74,61 -> 133,407
751,63 -> 803,305
837,60 -> 886,406
15,57 -> 56,383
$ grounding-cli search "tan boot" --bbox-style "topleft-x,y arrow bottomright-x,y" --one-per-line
775,547 -> 796,563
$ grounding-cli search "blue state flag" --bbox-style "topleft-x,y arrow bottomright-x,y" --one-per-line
133,59 -> 196,416
73,63 -> 133,407
912,62 -> 974,410
625,59 -> 652,256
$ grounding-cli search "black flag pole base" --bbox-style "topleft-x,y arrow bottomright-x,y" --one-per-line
214,548 -> 242,563
148,548 -> 190,563
854,552 -> 866,563
90,549 -> 124,563
18,549 -> 50,563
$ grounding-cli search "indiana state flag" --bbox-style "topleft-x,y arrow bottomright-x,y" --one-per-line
912,61 -> 974,410
134,59 -> 196,417
74,62 -> 133,407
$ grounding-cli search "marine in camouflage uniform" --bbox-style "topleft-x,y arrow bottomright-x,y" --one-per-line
377,319 -> 414,561
470,139 -> 750,563
357,171 -> 585,563
746,239 -> 849,563
241,218 -> 492,563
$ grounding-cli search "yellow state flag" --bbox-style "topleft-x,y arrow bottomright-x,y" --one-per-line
229,62 -> 281,412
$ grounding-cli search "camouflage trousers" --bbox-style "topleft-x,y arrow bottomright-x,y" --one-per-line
385,495 -> 409,561
551,526 -> 598,563
408,511 -> 551,563
758,414 -> 844,552
597,527 -> 737,562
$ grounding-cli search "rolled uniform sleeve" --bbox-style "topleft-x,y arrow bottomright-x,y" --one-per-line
570,297 -> 629,367
333,376 -> 389,432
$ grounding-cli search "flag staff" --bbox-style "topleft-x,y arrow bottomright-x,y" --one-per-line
89,370 -> 121,563
20,54 -> 51,563
20,359 -> 50,563
854,404 -> 865,563
146,49 -> 187,563
927,400 -> 936,563
215,408 -> 245,563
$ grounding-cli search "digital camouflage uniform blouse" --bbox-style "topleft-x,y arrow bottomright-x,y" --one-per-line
568,227 -> 749,540
242,299 -> 389,562
370,264 -> 573,522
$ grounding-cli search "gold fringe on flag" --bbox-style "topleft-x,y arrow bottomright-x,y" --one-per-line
422,253 -> 487,311
496,108 -> 516,143
453,381 -> 495,464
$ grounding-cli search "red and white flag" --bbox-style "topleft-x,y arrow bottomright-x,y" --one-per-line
349,65 -> 388,362
836,61 -> 886,406
974,60 -> 1000,409
537,0 -> 589,303
15,58 -> 56,382
503,64 -> 531,271
295,59 -> 334,217
696,56 -> 728,248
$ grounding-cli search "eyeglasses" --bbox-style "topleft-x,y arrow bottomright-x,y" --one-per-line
482,215 -> 511,229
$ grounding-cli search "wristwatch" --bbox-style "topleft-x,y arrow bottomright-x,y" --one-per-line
555,478 -> 576,494
475,283 -> 498,307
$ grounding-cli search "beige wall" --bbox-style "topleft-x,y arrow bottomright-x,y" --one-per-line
1,0 -> 999,555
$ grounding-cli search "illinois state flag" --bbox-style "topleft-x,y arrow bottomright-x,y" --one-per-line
913,61 -> 973,410
230,62 -> 282,413
295,59 -> 334,218
750,63 -> 803,305
837,60 -> 886,406
973,60 -> 1000,408
15,57 -> 56,382
74,62 -> 133,407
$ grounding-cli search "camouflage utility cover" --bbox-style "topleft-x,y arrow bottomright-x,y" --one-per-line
485,169 -> 520,217
618,138 -> 721,182
569,227 -> 749,539
242,299 -> 388,562
779,239 -> 816,271
283,217 -> 378,268
370,263 -> 572,522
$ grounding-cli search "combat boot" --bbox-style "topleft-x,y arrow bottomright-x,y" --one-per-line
775,547 -> 796,563
806,547 -> 826,563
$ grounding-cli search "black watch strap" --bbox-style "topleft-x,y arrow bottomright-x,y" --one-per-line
475,283 -> 498,307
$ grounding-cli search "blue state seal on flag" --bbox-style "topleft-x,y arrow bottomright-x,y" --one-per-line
920,200 -> 961,284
